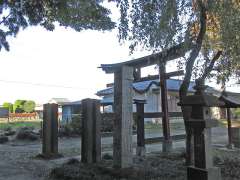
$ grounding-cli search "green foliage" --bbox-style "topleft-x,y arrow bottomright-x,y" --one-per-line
114,0 -> 192,51
0,0 -> 115,51
114,0 -> 240,86
13,99 -> 26,113
55,0 -> 115,31
69,115 -> 82,135
209,1 -> 240,84
11,100 -> 36,113
233,108 -> 240,119
61,115 -> 82,136
2,102 -> 13,113
23,100 -> 36,113
0,121 -> 41,130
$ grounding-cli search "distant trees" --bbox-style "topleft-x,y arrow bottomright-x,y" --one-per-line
2,102 -> 13,113
23,100 -> 36,113
3,100 -> 36,113
13,100 -> 26,113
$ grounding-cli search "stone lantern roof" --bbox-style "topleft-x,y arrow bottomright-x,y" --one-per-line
179,83 -> 225,107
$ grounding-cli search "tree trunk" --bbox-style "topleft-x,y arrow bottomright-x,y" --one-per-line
179,0 -> 207,166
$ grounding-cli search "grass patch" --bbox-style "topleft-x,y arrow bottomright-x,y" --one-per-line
0,121 -> 41,130
145,122 -> 185,130
145,123 -> 161,130
217,119 -> 240,128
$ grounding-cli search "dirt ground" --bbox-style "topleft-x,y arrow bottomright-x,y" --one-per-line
49,148 -> 240,180
0,127 -> 236,180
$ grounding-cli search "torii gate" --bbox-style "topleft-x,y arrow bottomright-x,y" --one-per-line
100,46 -> 187,168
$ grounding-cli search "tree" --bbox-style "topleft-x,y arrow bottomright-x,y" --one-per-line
13,99 -> 26,113
0,0 -> 115,51
2,102 -> 13,113
112,0 -> 240,164
23,100 -> 36,113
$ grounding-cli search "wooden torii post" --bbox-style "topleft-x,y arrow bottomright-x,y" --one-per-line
159,62 -> 184,152
100,45 -> 188,168
226,108 -> 233,148
134,66 -> 184,152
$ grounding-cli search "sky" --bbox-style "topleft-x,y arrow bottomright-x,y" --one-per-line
0,3 -> 239,105
0,2 -> 155,105
0,26 -> 150,104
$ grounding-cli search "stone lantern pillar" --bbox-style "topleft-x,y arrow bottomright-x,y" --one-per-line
179,82 -> 223,180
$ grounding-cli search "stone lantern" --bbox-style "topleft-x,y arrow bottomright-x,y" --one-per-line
180,82 -> 224,180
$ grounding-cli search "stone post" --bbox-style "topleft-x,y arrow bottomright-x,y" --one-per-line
42,103 -> 59,158
180,83 -> 222,180
134,99 -> 146,156
113,65 -> 134,168
81,99 -> 101,163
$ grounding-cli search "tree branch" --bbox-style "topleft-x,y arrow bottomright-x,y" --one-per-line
197,50 -> 222,84
179,0 -> 207,99
0,13 -> 11,25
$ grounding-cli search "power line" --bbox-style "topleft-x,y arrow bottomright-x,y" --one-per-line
0,79 -> 94,91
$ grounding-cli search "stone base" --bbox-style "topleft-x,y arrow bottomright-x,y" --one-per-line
36,153 -> 63,160
232,127 -> 240,148
226,143 -> 234,149
113,153 -> 133,169
162,140 -> 173,152
187,166 -> 221,180
136,146 -> 146,157
233,141 -> 240,148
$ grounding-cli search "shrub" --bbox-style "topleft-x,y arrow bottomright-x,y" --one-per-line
70,114 -> 82,135
59,115 -> 82,137
23,100 -> 36,113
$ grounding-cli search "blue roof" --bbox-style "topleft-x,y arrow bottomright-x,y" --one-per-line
97,79 -> 195,96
